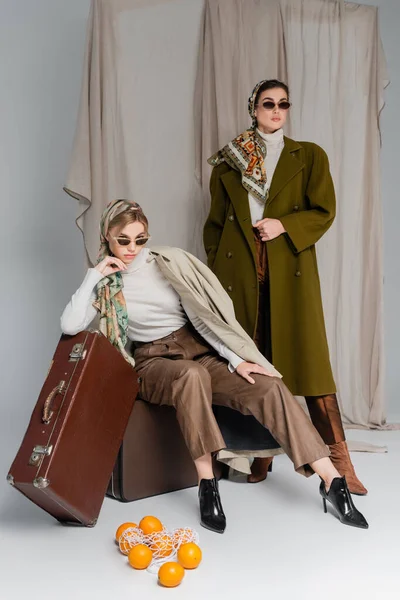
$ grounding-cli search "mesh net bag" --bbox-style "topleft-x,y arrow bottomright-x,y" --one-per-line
119,524 -> 200,573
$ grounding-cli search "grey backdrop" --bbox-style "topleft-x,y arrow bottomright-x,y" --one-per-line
0,0 -> 91,484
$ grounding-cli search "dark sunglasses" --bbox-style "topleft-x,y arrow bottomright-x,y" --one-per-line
110,235 -> 151,247
257,100 -> 291,111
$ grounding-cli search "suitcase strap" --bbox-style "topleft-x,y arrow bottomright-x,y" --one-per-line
42,380 -> 66,424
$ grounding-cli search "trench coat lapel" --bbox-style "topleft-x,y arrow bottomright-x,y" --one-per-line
220,169 -> 256,257
264,137 -> 305,214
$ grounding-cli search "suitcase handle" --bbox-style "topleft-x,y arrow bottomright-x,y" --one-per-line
42,380 -> 66,424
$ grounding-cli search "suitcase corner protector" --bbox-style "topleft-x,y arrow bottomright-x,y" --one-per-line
33,477 -> 50,489
6,473 -> 14,486
87,518 -> 98,528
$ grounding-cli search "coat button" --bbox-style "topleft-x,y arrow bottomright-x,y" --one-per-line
293,205 -> 299,211
228,215 -> 234,221
226,252 -> 233,258
227,285 -> 233,292
295,270 -> 301,277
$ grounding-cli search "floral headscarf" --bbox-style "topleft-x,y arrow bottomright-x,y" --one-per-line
93,199 -> 143,364
208,80 -> 272,202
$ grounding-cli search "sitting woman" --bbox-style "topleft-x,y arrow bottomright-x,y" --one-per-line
61,199 -> 368,534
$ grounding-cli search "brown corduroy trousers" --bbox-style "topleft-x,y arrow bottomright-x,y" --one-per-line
133,324 -> 329,477
253,229 -> 345,446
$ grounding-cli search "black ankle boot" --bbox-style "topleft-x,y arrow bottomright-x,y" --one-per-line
320,476 -> 369,529
198,478 -> 226,534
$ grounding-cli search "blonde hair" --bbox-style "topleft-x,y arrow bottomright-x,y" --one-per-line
107,203 -> 149,236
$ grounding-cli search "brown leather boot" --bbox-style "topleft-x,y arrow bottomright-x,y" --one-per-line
305,394 -> 368,496
328,441 -> 368,496
247,457 -> 273,484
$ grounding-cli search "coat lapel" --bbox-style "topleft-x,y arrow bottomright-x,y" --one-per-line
264,137 -> 305,214
220,169 -> 256,257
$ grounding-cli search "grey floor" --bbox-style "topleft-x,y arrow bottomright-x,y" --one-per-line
0,428 -> 398,600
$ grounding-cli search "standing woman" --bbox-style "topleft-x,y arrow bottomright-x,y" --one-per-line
204,79 -> 366,495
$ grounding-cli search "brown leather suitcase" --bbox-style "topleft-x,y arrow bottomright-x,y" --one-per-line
7,331 -> 138,526
107,400 -> 200,502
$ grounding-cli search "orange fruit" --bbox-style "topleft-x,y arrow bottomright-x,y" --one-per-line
119,539 -> 131,555
118,528 -> 144,555
128,544 -> 153,570
119,533 -> 141,556
177,543 -> 202,569
150,533 -> 174,558
158,562 -> 185,588
115,522 -> 138,542
139,515 -> 163,536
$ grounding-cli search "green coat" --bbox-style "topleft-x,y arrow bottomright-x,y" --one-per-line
203,136 -> 336,396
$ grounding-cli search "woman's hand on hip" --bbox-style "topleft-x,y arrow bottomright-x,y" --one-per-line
255,218 -> 286,242
95,256 -> 127,277
236,362 -> 275,384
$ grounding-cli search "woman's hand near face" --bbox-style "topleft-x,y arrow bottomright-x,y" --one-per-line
95,256 -> 127,277
255,218 -> 286,242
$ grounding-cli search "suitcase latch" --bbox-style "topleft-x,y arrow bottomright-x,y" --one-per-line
29,445 -> 53,466
69,343 -> 87,362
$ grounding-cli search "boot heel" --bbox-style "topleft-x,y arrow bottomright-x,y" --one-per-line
247,457 -> 273,483
322,497 -> 327,513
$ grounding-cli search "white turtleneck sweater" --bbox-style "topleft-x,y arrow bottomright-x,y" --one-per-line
248,128 -> 284,225
60,248 -> 244,371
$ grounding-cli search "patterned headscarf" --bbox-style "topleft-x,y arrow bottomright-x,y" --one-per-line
208,80 -> 272,203
93,199 -> 144,364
